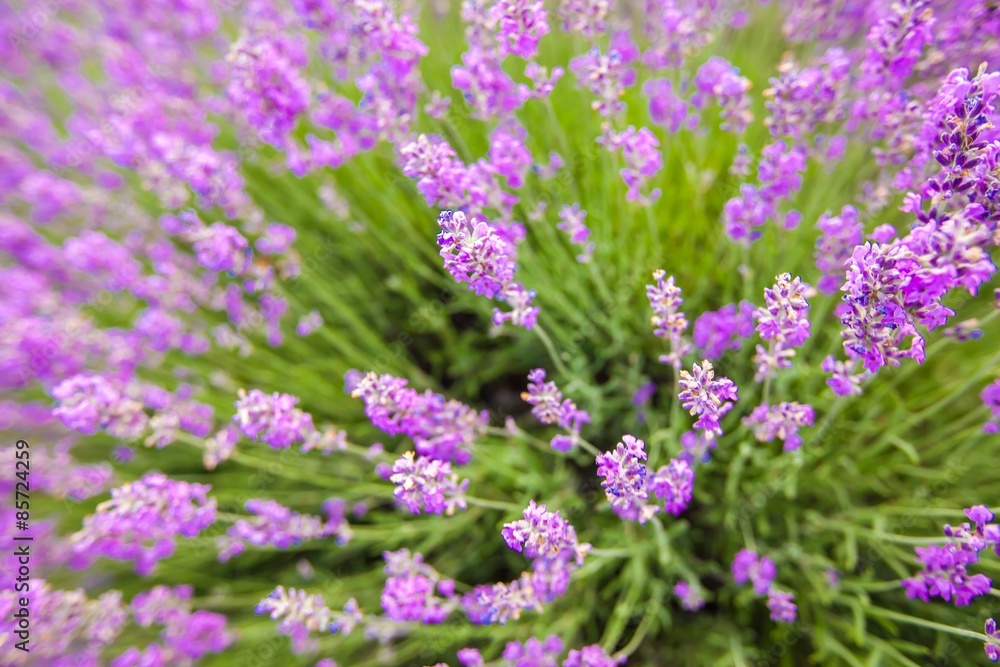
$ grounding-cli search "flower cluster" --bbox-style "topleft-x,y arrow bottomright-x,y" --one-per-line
645,78 -> 698,133
468,501 -> 590,625
723,142 -> 809,244
692,301 -> 756,360
350,371 -> 488,464
232,388 -> 315,449
217,498 -> 351,562
0,582 -> 127,666
122,585 -> 233,663
814,206 -> 864,295
68,473 -> 217,575
569,42 -> 637,118
674,580 -> 706,612
646,270 -> 692,369
678,360 -> 739,439
381,549 -> 457,624
732,549 -> 796,623
390,451 -> 469,515
986,618 -> 1000,662
522,368 -> 591,451
8,0 -> 1000,664
744,402 -> 816,452
52,374 -> 148,439
903,506 -> 998,606
604,126 -> 664,203
692,57 -> 753,134
596,435 -> 695,523
254,586 -> 362,654
557,204 -> 594,262
752,274 -> 812,381
437,210 -> 539,329
984,380 -> 1000,434
455,637 -> 623,667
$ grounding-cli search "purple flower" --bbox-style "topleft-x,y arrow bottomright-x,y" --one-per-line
257,223 -> 296,255
815,206 -> 863,295
458,647 -> 485,667
902,543 -> 992,606
821,355 -> 866,396
522,368 -> 591,451
218,498 -> 350,562
982,380 -> 1000,433
381,551 -> 455,625
692,57 -> 753,134
131,585 -> 233,660
52,374 -> 148,440
488,122 -> 533,189
606,126 -> 663,203
678,360 -> 739,438
644,78 -> 698,133
557,204 -> 593,262
649,459 -> 695,515
69,473 -> 217,575
647,270 -> 691,369
483,501 -> 590,624
191,222 -> 251,274
227,21 -> 311,148
562,645 -> 625,667
452,48 -> 530,120
296,309 -> 323,336
437,210 -> 538,328
860,0 -> 934,85
986,618 -> 999,662
693,301 -> 756,359
400,135 -> 470,208
943,506 -> 1000,555
503,500 -> 586,564
597,436 -> 694,520
764,47 -> 851,140
390,451 -> 469,516
233,389 -> 315,449
732,549 -> 777,595
596,435 -> 657,523
492,0 -> 550,59
501,635 -> 563,666
350,371 -> 487,464
753,274 -> 812,381
674,580 -> 705,612
744,402 -> 815,451
558,0 -> 610,37
870,224 -> 897,243
570,45 -> 637,118
766,589 -> 797,623
838,242 -> 927,373
0,583 -> 127,665
679,430 -> 717,465
254,587 -> 340,654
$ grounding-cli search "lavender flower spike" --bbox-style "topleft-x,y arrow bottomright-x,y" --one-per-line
647,270 -> 692,369
437,210 -> 538,329
68,473 -> 217,575
522,368 -> 591,452
678,360 -> 739,439
390,451 -> 469,516
752,273 -> 811,381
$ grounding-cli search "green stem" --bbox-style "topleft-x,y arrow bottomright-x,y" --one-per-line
591,548 -> 632,558
534,323 -> 573,378
866,607 -> 989,642
576,436 -> 602,458
464,496 -> 520,511
614,599 -> 658,660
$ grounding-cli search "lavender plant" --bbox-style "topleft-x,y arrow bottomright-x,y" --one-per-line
2,0 -> 1000,665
